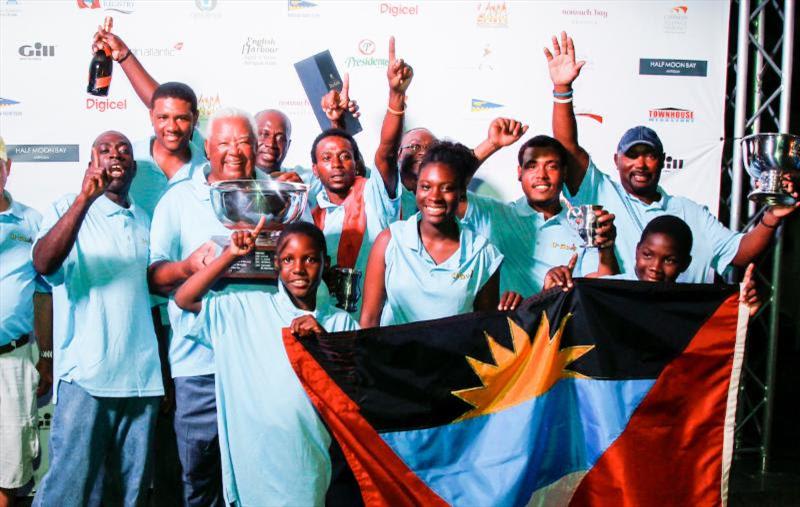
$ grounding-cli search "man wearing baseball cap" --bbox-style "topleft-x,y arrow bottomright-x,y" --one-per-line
544,31 -> 798,281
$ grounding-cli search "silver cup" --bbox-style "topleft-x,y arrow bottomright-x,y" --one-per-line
741,133 -> 800,206
210,178 -> 308,279
567,204 -> 603,248
329,267 -> 362,312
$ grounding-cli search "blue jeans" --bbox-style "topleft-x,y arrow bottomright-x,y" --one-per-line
32,381 -> 159,507
173,374 -> 223,507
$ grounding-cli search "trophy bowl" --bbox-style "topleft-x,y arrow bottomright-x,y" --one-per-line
741,133 -> 800,206
209,179 -> 309,280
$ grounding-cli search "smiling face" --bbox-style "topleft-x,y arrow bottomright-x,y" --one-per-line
149,97 -> 196,153
277,233 -> 326,305
614,144 -> 663,199
255,110 -> 291,171
205,116 -> 256,183
398,128 -> 437,193
634,232 -> 690,282
313,135 -> 357,199
416,161 -> 462,225
517,146 -> 564,210
93,131 -> 135,194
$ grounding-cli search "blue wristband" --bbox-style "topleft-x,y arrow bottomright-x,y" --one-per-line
553,89 -> 574,98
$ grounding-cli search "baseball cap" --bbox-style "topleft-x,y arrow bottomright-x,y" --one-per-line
617,126 -> 664,155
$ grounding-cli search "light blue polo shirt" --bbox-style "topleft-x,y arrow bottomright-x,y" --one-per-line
380,214 -> 503,326
564,160 -> 742,282
604,272 -> 639,281
316,169 -> 401,317
1,193 -> 50,347
400,186 -> 418,218
185,283 -> 357,506
462,193 -> 599,296
130,132 -> 208,220
35,194 -> 163,399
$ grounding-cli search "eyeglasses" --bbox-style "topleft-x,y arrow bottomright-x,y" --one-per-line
399,143 -> 432,153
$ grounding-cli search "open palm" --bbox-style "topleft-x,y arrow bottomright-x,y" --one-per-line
544,31 -> 585,86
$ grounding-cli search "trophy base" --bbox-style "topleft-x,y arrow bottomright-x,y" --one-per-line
747,190 -> 796,207
212,236 -> 279,280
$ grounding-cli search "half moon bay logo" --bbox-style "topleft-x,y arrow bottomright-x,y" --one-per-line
639,58 -> 707,77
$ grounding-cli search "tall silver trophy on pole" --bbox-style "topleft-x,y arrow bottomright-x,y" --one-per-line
741,133 -> 800,206
210,179 -> 308,280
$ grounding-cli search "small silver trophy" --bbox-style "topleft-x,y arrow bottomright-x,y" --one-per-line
567,204 -> 603,248
741,133 -> 800,206
328,267 -> 362,312
210,179 -> 308,280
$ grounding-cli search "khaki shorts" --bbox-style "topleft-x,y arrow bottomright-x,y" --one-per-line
0,343 -> 40,489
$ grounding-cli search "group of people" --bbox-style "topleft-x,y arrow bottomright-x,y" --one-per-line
0,28 -> 793,507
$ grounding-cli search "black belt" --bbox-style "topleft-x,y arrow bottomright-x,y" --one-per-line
0,334 -> 30,355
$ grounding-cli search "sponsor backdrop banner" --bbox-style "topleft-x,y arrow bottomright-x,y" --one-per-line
1,0 -> 730,214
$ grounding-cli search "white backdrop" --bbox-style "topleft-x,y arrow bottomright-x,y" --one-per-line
1,0 -> 730,215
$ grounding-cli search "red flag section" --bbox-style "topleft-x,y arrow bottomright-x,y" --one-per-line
569,294 -> 741,506
283,329 -> 449,507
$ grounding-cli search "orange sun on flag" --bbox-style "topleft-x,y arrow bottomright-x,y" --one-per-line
452,313 -> 594,422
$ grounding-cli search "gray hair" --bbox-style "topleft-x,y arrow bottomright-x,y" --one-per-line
205,107 -> 257,140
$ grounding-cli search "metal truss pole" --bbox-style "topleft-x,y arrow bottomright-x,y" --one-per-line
729,0 -> 751,232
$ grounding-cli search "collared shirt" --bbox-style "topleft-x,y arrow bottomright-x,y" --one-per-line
35,194 -> 162,399
315,169 -> 401,317
462,194 -> 598,296
564,160 -> 742,282
130,132 -> 208,221
186,283 -> 357,507
400,186 -> 418,218
380,213 -> 503,326
1,192 -> 50,347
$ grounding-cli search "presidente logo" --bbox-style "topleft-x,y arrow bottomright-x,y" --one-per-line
130,42 -> 183,58
76,0 -> 135,14
241,37 -> 279,66
640,58 -> 707,77
379,2 -> 418,16
471,99 -> 503,112
0,97 -> 22,117
664,5 -> 689,33
346,39 -> 388,69
562,6 -> 608,23
7,144 -> 80,162
476,2 -> 508,28
648,107 -> 694,123
18,42 -> 56,59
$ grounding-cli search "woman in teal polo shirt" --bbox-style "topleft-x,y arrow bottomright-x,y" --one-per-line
360,142 -> 521,327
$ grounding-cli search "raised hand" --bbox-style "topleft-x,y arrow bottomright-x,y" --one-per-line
321,73 -> 360,125
183,241 -> 218,276
488,118 -> 529,149
543,253 -> 578,292
80,147 -> 108,202
290,315 -> 325,338
387,36 -> 413,94
543,31 -> 585,87
228,216 -> 266,257
593,210 -> 616,249
91,25 -> 129,62
272,171 -> 304,184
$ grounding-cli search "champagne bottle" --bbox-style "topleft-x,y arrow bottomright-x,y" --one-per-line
87,17 -> 114,96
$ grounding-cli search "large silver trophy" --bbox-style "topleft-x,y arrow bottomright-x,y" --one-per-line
741,133 -> 800,206
210,179 -> 308,280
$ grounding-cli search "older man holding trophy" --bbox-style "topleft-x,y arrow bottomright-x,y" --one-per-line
147,108 -> 309,506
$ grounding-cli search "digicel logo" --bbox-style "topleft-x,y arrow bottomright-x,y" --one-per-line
380,2 -> 418,16
86,98 -> 127,112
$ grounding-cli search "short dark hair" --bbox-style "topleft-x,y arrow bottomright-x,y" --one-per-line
517,135 -> 569,168
418,141 -> 477,190
640,215 -> 693,260
276,221 -> 328,259
310,128 -> 365,175
150,82 -> 198,117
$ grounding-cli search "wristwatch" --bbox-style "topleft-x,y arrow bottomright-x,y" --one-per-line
40,350 -> 53,359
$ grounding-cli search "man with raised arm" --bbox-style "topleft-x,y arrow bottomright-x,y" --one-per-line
546,31 -> 798,282
31,132 -> 162,506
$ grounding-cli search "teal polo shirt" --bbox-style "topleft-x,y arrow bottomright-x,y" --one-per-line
380,213 -> 503,326
35,194 -> 163,399
186,283 -> 357,506
564,160 -> 742,282
0,192 -> 50,347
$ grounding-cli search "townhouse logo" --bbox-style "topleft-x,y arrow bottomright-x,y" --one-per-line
241,37 -> 279,66
7,144 -> 80,162
86,97 -> 128,112
0,97 -> 21,118
471,99 -> 503,112
288,0 -> 319,17
379,2 -> 418,16
76,0 -> 135,14
576,112 -> 604,123
18,42 -> 56,60
562,6 -> 608,24
346,39 -> 388,69
648,107 -> 695,123
476,2 -> 508,28
664,5 -> 689,34
640,58 -> 707,77
663,153 -> 685,171
130,42 -> 184,59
